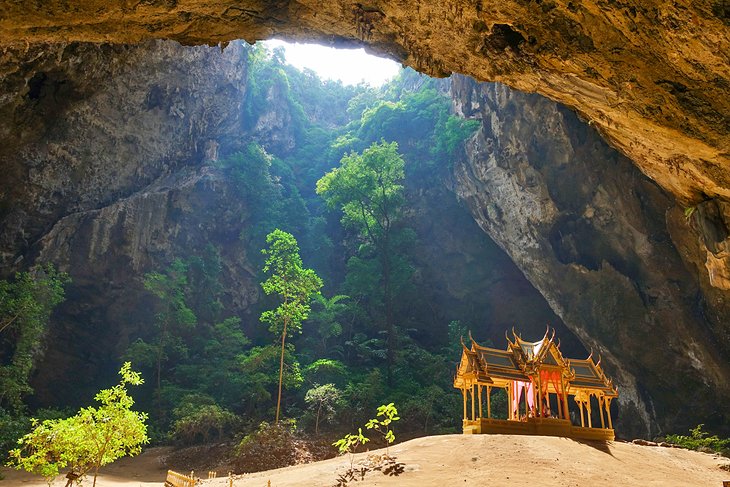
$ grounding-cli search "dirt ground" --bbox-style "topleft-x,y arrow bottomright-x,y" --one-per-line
2,435 -> 729,487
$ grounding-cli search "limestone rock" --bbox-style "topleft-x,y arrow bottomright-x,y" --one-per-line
451,75 -> 730,437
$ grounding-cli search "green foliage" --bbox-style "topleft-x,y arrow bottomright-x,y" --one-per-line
234,420 -> 300,473
333,402 -> 399,462
261,229 -> 324,338
0,408 -> 29,464
317,142 -> 411,383
171,402 -> 238,445
304,359 -> 348,387
317,141 -> 405,242
365,402 -> 400,447
300,295 -> 349,359
261,229 -> 323,423
0,264 -> 69,413
304,383 -> 341,434
665,424 -> 730,455
8,363 -> 148,487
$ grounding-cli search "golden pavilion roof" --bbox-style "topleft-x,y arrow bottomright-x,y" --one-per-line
454,328 -> 617,398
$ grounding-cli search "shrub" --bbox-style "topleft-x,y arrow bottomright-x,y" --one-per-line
234,420 -> 299,472
8,363 -> 148,487
665,424 -> 730,456
171,404 -> 239,445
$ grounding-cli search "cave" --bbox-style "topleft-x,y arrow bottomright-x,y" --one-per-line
0,0 -> 729,446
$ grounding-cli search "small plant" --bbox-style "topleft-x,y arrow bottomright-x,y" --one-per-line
333,427 -> 370,468
365,402 -> 400,455
684,206 -> 696,222
665,424 -> 730,456
332,403 -> 403,486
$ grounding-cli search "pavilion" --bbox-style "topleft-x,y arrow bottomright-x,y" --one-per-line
453,328 -> 618,441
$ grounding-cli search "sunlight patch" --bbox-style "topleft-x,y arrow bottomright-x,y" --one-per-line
261,39 -> 401,87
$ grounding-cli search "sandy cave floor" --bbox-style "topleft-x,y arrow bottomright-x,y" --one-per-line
2,435 -> 729,487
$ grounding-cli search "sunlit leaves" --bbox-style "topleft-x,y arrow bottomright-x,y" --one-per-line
9,363 -> 148,486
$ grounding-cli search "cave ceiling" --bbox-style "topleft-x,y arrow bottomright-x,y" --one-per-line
1,0 -> 728,206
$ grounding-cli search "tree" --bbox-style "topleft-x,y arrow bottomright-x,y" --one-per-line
316,141 -> 407,383
303,294 -> 350,358
9,362 -> 148,487
260,229 -> 323,423
0,264 -> 69,413
305,383 -> 341,434
126,259 -> 196,415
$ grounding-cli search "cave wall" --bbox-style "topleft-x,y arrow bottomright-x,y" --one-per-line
0,40 -> 264,404
450,75 -> 730,436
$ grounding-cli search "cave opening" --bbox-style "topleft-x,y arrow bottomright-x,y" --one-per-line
0,38 -> 593,442
4,26 -> 729,456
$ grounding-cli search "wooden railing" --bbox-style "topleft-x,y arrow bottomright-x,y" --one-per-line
165,470 -> 196,487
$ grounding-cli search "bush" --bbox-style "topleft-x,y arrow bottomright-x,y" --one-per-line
234,420 -> 300,472
0,409 -> 29,463
171,404 -> 239,445
665,424 -> 730,456
8,363 -> 148,487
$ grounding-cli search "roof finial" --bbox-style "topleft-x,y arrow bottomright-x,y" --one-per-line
550,327 -> 556,342
596,354 -> 602,368
512,326 -> 519,341
587,348 -> 594,361
460,335 -> 469,352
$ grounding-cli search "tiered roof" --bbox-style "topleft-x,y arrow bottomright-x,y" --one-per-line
454,328 -> 618,398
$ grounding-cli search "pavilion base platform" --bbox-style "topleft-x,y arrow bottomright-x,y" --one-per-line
462,418 -> 615,441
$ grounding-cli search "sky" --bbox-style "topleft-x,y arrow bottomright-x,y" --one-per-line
261,39 -> 402,87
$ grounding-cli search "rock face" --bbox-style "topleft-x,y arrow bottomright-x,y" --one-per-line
450,75 -> 730,436
0,40 -> 261,403
0,40 -> 248,272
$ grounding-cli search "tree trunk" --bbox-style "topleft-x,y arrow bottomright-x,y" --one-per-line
382,239 -> 395,386
315,400 -> 322,434
275,320 -> 288,423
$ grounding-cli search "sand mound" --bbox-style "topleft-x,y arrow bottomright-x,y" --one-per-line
3,435 -> 729,487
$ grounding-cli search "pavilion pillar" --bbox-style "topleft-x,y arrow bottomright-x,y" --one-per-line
536,376 -> 542,417
471,384 -> 476,421
487,386 -> 491,419
524,384 -> 529,418
478,385 -> 483,419
578,401 -> 585,427
562,382 -> 570,422
586,397 -> 593,428
507,384 -> 512,420
462,387 -> 467,420
605,398 -> 613,429
555,384 -> 563,419
598,396 -> 606,429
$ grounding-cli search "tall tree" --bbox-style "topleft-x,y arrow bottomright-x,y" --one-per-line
260,229 -> 323,423
316,141 -> 407,383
